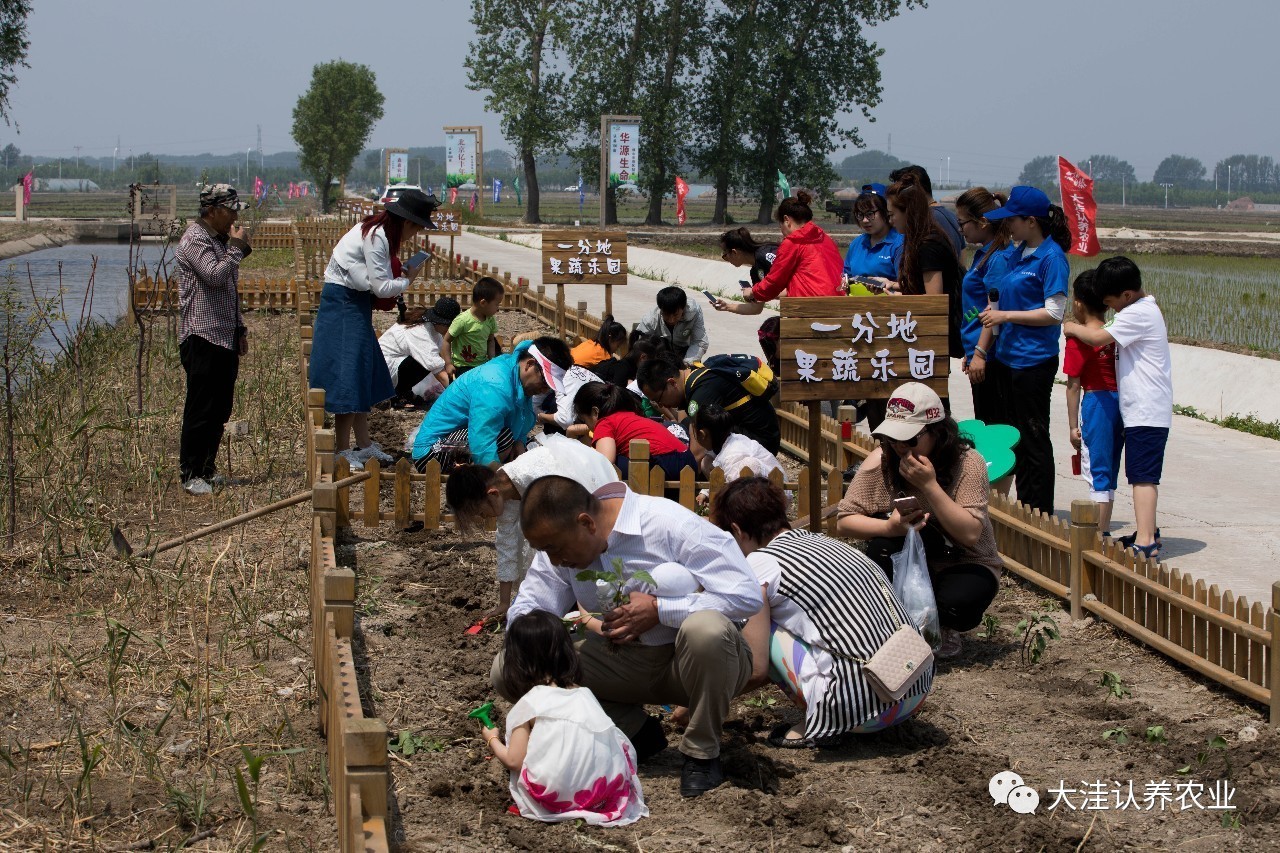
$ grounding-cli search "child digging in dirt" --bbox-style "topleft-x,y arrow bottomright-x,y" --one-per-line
480,610 -> 648,826
445,433 -> 618,623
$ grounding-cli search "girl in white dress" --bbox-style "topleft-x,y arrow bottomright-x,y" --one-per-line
480,610 -> 648,826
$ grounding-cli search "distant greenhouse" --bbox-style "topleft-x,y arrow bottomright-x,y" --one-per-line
39,178 -> 102,192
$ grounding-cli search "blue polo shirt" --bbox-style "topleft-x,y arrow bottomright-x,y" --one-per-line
842,229 -> 904,280
991,239 -> 1069,369
960,241 -> 1016,358
411,340 -> 536,466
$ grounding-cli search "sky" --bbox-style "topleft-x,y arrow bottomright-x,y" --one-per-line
7,0 -> 1278,186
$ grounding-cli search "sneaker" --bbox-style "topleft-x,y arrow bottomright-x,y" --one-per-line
355,442 -> 395,464
1117,528 -> 1161,549
336,448 -> 365,470
182,477 -> 213,496
207,473 -> 230,489
938,627 -> 963,659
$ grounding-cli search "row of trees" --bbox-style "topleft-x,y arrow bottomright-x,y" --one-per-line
1018,153 -> 1280,199
466,0 -> 915,225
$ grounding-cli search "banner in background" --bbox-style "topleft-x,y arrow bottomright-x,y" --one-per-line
513,176 -> 522,205
578,174 -> 585,211
470,191 -> 477,213
1057,156 -> 1099,256
608,122 -> 640,189
445,130 -> 478,188
777,170 -> 790,199
675,176 -> 688,225
21,171 -> 32,205
493,179 -> 502,204
253,176 -> 263,198
386,149 -> 409,186
449,186 -> 459,205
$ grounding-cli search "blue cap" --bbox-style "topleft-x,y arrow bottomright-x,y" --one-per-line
984,185 -> 1051,220
860,182 -> 887,197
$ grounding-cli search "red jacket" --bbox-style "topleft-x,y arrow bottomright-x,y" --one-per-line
750,221 -> 844,301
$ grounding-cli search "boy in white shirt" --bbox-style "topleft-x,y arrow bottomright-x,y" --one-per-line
1063,256 -> 1172,559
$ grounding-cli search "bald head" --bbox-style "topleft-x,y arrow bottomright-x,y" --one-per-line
520,476 -> 598,532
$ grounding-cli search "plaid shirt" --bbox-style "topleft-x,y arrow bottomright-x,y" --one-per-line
177,218 -> 250,349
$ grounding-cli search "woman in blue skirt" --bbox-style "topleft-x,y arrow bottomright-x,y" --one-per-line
310,189 -> 440,469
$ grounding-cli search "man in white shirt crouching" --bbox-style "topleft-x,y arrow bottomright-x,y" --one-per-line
494,476 -> 760,797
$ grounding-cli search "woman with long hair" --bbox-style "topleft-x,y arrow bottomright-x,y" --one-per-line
881,180 -> 964,359
979,186 -> 1072,514
310,189 -> 439,468
954,187 -> 1014,422
835,383 -> 1002,659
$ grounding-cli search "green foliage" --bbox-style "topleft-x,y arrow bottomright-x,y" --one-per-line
979,613 -> 1001,640
1092,669 -> 1131,702
466,0 -> 573,223
1075,154 -> 1136,185
837,149 -> 911,186
389,730 -> 446,757
576,558 -> 655,610
1145,725 -> 1167,744
0,0 -> 31,124
1016,610 -> 1060,665
1153,154 -> 1206,188
291,60 -> 385,212
1101,726 -> 1129,745
1018,155 -> 1058,193
743,694 -> 778,709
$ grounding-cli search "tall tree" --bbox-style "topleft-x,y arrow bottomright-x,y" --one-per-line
467,0 -> 571,224
1153,154 -> 1206,188
1017,155 -> 1058,193
291,60 -> 385,212
1213,154 -> 1278,194
736,1 -> 908,224
0,0 -> 30,125
837,149 -> 909,184
1078,154 -> 1136,185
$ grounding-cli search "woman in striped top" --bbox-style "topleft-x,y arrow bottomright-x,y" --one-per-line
711,477 -> 933,748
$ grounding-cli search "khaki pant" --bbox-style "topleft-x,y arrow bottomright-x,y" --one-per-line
491,610 -> 752,759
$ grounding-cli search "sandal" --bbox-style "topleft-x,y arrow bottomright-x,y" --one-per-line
1117,528 -> 1161,549
1130,541 -> 1161,561
766,722 -> 814,750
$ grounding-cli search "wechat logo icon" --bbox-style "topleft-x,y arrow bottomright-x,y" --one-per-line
989,770 -> 1039,815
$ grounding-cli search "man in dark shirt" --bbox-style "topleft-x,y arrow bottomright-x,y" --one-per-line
175,184 -> 251,495
638,355 -> 781,458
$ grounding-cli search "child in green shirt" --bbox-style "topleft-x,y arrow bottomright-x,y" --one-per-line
447,276 -> 504,373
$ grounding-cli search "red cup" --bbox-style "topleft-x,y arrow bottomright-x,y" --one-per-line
1071,452 -> 1082,476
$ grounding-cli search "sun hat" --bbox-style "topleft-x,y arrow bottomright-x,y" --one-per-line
199,183 -> 247,210
385,188 -> 441,229
872,382 -> 947,443
982,185 -> 1051,220
425,296 -> 461,326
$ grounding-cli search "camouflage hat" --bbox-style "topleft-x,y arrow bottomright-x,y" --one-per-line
200,184 -> 247,211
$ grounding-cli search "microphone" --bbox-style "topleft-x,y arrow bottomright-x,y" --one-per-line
987,287 -> 1001,338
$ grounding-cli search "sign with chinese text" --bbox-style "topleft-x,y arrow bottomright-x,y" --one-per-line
608,123 -> 640,189
778,296 -> 950,402
541,230 -> 628,286
385,149 -> 409,185
1058,156 -> 1100,256
444,130 -> 479,188
430,208 -> 462,233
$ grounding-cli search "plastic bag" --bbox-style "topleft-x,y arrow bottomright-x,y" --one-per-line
891,527 -> 942,651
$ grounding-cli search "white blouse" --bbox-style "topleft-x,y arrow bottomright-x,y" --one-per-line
324,223 -> 410,298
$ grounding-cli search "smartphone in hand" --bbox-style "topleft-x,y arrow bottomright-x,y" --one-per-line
404,250 -> 430,272
702,290 -> 721,305
891,496 -> 921,517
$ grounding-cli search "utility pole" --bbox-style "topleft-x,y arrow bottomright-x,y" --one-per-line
257,125 -> 263,169
74,145 -> 81,167
114,136 -> 119,172
1160,182 -> 1173,209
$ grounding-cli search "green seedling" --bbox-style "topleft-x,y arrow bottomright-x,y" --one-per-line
390,730 -> 445,757
1221,811 -> 1242,830
1102,726 -> 1130,745
1177,734 -> 1230,776
469,701 -> 497,729
576,558 -> 656,610
980,613 -> 1001,640
1093,669 -> 1132,701
744,695 -> 779,710
1145,725 -> 1167,744
1016,611 -> 1060,665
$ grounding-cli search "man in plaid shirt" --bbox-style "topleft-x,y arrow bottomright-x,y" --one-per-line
176,184 -> 252,495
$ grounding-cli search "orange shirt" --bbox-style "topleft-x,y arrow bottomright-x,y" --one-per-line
571,339 -> 611,368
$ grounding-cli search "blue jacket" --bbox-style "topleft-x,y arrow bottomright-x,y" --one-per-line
960,241 -> 1016,358
991,239 -> 1070,369
411,340 -> 536,466
843,229 -> 904,280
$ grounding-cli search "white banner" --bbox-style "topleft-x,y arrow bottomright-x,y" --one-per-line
445,131 -> 478,188
608,122 -> 640,190
386,150 -> 409,185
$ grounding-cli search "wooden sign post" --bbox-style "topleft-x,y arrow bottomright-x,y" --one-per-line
429,208 -> 463,278
541,230 -> 628,334
778,295 -> 951,530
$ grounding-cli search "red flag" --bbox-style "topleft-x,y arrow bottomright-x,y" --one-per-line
1057,156 -> 1099,256
675,176 -> 689,226
21,171 -> 32,206
449,186 -> 458,205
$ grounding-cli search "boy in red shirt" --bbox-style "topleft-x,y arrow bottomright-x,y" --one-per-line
1064,270 -> 1123,534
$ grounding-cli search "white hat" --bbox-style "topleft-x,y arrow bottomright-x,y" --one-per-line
872,383 -> 946,443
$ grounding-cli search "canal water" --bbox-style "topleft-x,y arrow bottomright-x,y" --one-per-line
2,242 -> 165,356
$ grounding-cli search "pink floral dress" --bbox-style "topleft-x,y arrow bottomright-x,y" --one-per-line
506,685 -> 648,826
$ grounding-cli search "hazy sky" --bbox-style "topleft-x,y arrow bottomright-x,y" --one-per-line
7,1 -> 1277,185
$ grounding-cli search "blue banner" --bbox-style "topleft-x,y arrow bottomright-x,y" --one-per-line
493,179 -> 502,204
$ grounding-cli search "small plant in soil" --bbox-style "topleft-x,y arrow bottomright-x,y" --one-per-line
1145,725 -> 1167,744
980,613 -> 1001,639
1177,735 -> 1230,776
744,695 -> 779,710
1102,726 -> 1130,745
1016,610 -> 1060,665
576,558 -> 656,612
390,730 -> 446,757
1093,669 -> 1132,701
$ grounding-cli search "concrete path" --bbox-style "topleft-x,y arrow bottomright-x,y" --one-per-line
450,229 -> 1280,607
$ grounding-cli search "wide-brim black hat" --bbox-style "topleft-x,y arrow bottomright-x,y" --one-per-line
386,189 -> 441,229
425,296 -> 461,325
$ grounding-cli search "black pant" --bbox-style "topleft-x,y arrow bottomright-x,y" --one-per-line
180,335 -> 239,482
970,370 -> 1001,424
394,356 -> 429,399
988,355 -> 1057,514
866,538 -> 1000,632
